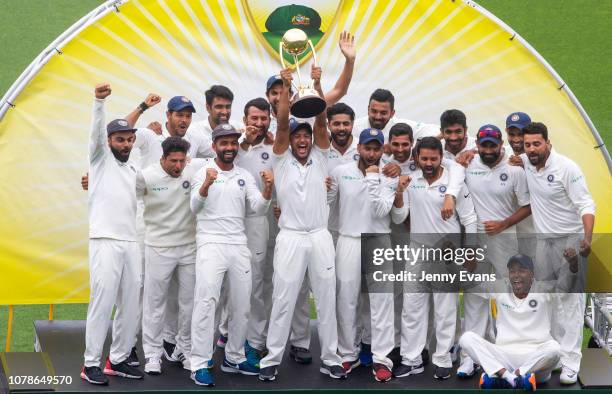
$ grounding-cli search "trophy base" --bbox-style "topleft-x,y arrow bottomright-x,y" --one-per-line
290,92 -> 327,118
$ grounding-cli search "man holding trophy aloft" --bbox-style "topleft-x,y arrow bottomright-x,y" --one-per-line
258,29 -> 346,382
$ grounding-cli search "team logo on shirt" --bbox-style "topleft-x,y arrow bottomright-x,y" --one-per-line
261,152 -> 269,160
409,163 -> 417,171
182,181 -> 190,189
438,185 -> 447,194
353,153 -> 359,161
547,174 -> 554,182
529,299 -> 538,308
500,173 -> 508,182
237,179 -> 246,187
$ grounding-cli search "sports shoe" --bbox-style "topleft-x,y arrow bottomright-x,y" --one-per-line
289,345 -> 312,364
515,372 -> 537,391
81,366 -> 109,385
433,364 -> 451,380
220,357 -> 259,375
320,363 -> 347,379
144,357 -> 161,375
216,334 -> 228,349
560,366 -> 578,385
421,348 -> 430,366
103,358 -> 144,379
393,363 -> 424,378
126,347 -> 140,367
245,341 -> 262,367
373,363 -> 392,382
457,359 -> 477,378
163,340 -> 178,362
479,372 -> 513,389
174,351 -> 191,370
191,368 -> 214,386
358,342 -> 373,367
342,359 -> 361,373
258,365 -> 277,381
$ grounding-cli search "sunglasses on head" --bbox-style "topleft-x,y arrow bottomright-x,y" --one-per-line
477,128 -> 502,140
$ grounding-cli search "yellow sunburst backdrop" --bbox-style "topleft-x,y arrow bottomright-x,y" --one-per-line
0,0 -> 609,303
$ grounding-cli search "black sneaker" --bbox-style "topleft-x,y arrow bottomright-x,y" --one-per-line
81,366 -> 109,385
421,348 -> 430,366
258,365 -> 278,381
103,358 -> 144,379
163,340 -> 178,362
126,347 -> 140,367
393,363 -> 424,378
433,364 -> 451,380
319,364 -> 347,379
289,345 -> 312,364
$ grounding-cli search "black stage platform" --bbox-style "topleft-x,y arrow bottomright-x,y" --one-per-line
0,320 -> 597,393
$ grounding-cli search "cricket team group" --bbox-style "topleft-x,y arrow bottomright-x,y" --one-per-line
80,32 -> 596,390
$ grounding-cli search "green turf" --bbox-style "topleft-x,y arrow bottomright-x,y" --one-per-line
0,1 -> 608,352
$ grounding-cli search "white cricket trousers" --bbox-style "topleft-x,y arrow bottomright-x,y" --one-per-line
84,238 -> 141,367
336,235 -> 394,368
535,235 -> 586,372
191,243 -> 252,371
459,331 -> 560,382
161,274 -> 179,344
245,215 -> 272,350
260,228 -> 342,368
142,243 -> 196,359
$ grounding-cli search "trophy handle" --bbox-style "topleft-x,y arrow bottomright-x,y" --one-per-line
279,42 -> 287,69
307,40 -> 318,89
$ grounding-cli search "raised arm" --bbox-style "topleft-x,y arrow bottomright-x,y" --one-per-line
90,83 -> 112,163
324,31 -> 356,105
311,65 -> 330,150
124,93 -> 161,128
272,68 -> 292,155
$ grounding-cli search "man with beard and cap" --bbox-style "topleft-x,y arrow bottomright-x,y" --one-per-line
265,31 -> 356,135
81,83 -> 143,385
512,122 -> 595,385
459,254 -> 579,391
394,137 -> 477,382
328,128 -> 409,382
440,109 -> 476,161
189,123 -> 273,387
258,66 -> 345,382
137,137 -> 205,375
459,124 -> 532,379
189,85 -> 243,139
352,89 -> 439,144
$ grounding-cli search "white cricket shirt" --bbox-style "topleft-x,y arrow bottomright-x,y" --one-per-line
273,146 -> 330,232
235,141 -> 274,217
88,99 -> 138,241
327,138 -> 360,232
442,135 -> 477,161
190,160 -> 270,245
521,149 -> 595,236
466,155 -> 530,233
328,161 -> 406,236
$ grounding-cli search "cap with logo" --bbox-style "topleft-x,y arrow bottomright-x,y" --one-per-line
107,119 -> 136,136
263,5 -> 324,57
358,128 -> 384,146
506,254 -> 534,272
289,117 -> 313,135
167,96 -> 196,113
476,124 -> 503,145
505,112 -> 531,130
211,123 -> 241,141
266,75 -> 282,94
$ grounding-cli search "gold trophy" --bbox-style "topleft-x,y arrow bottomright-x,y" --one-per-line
279,28 -> 327,118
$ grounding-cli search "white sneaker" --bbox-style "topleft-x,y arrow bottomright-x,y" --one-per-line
144,357 -> 162,375
180,353 -> 191,371
457,359 -> 475,378
560,366 -> 578,385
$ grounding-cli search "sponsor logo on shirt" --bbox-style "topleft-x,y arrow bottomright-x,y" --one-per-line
500,173 -> 508,182
570,175 -> 583,183
182,181 -> 190,189
342,175 -> 359,181
547,174 -> 554,182
468,170 -> 487,176
151,186 -> 169,191
409,184 -> 426,189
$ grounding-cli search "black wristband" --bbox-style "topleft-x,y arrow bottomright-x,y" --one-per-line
138,102 -> 149,112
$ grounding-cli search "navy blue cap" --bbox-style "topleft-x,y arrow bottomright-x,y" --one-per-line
507,254 -> 534,271
106,119 -> 136,136
212,123 -> 241,141
476,124 -> 503,145
167,96 -> 196,112
266,75 -> 282,93
289,118 -> 313,134
505,112 -> 531,130
359,128 -> 384,145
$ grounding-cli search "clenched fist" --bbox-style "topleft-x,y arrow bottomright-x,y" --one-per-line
147,121 -> 162,135
204,168 -> 218,187
366,165 -> 379,174
260,170 -> 274,187
144,93 -> 161,107
95,83 -> 112,99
